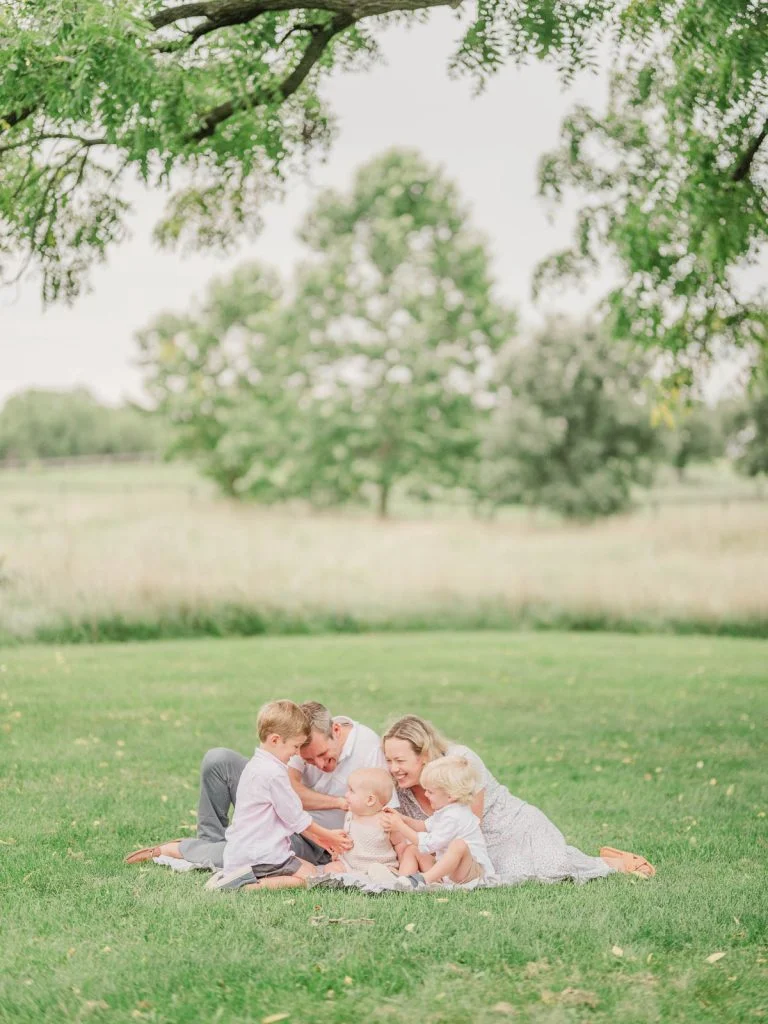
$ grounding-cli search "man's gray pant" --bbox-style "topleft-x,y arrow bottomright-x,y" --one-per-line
178,748 -> 331,870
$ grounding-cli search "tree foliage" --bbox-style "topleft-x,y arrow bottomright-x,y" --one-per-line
0,0 -> 613,304
138,149 -> 513,512
3,1 -> 765,365
730,377 -> 768,478
0,387 -> 167,460
483,319 -> 661,519
665,402 -> 725,479
536,0 -> 768,364
137,263 -> 300,496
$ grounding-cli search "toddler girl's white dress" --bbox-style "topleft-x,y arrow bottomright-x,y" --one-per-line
397,744 -> 614,887
418,802 -> 495,879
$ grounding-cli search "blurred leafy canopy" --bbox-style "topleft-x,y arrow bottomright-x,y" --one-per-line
483,318 -> 662,519
2,0 -> 765,362
536,0 -> 768,363
0,0 -> 612,303
138,149 -> 513,512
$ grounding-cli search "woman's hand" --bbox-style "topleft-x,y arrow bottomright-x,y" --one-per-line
335,796 -> 349,812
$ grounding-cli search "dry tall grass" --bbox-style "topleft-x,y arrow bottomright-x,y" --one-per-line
1,463 -> 766,640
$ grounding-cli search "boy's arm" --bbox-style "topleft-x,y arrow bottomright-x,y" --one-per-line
288,768 -> 348,812
399,815 -> 427,832
382,808 -> 424,843
301,821 -> 353,858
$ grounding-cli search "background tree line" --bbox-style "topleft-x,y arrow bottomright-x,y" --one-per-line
4,150 -> 766,518
0,387 -> 168,463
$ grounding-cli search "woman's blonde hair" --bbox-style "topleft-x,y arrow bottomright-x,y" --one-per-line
382,715 -> 449,763
257,700 -> 310,743
420,756 -> 479,805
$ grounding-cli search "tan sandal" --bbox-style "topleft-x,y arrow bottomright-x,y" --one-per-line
124,839 -> 182,865
600,846 -> 656,878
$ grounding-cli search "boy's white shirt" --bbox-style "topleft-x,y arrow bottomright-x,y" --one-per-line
288,716 -> 398,829
418,803 -> 495,878
223,747 -> 312,872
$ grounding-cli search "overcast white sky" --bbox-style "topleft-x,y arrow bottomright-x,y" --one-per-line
1,13 -> 622,406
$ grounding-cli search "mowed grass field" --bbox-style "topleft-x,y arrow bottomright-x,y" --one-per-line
1,462 -> 767,642
1,631 -> 766,1024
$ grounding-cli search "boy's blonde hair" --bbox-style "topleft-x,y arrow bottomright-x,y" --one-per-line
257,700 -> 310,743
420,755 -> 479,805
349,767 -> 394,807
382,715 -> 449,763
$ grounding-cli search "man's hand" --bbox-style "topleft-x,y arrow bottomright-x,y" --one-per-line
323,829 -> 353,858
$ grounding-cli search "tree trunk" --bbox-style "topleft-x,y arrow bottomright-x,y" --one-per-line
378,481 -> 391,518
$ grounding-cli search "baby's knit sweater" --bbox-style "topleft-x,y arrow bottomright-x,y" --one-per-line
342,811 -> 398,872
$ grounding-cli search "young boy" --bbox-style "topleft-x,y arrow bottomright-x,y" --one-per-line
206,700 -> 351,891
382,755 -> 495,888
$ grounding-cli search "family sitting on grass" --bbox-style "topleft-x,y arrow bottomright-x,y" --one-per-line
125,700 -> 655,891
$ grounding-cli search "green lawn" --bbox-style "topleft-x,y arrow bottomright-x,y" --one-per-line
1,632 -> 766,1024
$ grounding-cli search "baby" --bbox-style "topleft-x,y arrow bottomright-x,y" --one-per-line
327,767 -> 398,878
383,755 -> 494,888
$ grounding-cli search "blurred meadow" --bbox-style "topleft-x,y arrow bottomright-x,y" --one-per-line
1,460 -> 766,644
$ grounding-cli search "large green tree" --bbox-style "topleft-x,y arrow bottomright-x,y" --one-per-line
284,148 -> 512,515
483,318 -> 661,519
139,149 -> 513,513
2,1 -> 765,364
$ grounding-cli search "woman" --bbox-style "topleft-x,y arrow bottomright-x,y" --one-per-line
382,715 -> 654,886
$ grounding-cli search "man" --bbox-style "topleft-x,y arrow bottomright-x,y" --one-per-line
124,701 -> 392,869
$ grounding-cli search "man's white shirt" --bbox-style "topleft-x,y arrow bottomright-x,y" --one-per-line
288,716 -> 396,829
223,747 -> 312,872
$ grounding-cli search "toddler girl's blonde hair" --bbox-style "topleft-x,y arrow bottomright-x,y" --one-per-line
420,755 -> 479,805
257,699 -> 310,743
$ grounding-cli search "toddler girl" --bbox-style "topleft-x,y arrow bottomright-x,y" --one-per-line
383,755 -> 494,887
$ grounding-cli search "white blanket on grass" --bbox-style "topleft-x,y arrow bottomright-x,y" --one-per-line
152,855 -> 497,892
153,855 -> 202,872
307,870 -> 497,894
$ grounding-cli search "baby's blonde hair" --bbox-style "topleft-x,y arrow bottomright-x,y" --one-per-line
420,755 -> 479,805
349,767 -> 394,808
382,715 -> 449,763
257,700 -> 310,743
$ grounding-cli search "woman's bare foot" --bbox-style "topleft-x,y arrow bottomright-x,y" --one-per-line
600,846 -> 655,877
